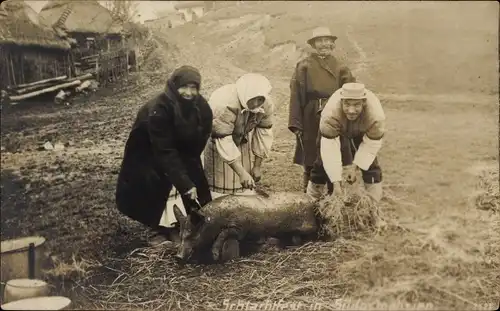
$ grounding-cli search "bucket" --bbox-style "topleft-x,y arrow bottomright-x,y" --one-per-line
2,279 -> 50,304
1,236 -> 47,295
1,296 -> 72,310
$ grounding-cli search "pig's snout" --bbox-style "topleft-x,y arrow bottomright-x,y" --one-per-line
175,244 -> 193,263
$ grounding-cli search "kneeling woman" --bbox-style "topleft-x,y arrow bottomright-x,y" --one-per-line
115,65 -> 213,244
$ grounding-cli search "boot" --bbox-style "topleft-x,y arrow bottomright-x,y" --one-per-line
365,182 -> 383,203
306,181 -> 326,201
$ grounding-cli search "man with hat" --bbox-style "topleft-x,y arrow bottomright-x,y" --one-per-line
307,82 -> 385,202
288,26 -> 356,193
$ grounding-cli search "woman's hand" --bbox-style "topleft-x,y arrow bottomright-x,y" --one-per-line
251,166 -> 262,182
229,161 -> 255,189
239,170 -> 255,189
184,187 -> 198,200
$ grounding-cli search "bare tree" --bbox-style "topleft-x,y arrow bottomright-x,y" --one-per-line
103,0 -> 139,23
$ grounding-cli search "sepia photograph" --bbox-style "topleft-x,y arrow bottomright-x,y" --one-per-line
0,0 -> 498,310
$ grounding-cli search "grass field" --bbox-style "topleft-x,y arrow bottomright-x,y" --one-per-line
1,1 -> 498,310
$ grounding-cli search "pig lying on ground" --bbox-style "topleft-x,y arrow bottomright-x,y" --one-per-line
172,191 -> 322,263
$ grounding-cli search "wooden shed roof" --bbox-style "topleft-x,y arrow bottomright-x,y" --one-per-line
39,0 -> 120,35
0,0 -> 70,50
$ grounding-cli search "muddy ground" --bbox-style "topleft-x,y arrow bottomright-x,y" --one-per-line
1,2 -> 499,310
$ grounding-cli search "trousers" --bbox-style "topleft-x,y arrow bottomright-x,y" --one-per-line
310,134 -> 382,186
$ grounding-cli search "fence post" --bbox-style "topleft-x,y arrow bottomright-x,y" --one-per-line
96,52 -> 100,84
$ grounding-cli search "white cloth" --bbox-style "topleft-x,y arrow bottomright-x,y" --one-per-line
159,195 -> 186,228
251,127 -> 273,158
213,122 -> 273,163
353,135 -> 383,170
215,136 -> 241,164
159,153 -> 203,228
235,73 -> 272,110
320,136 -> 343,182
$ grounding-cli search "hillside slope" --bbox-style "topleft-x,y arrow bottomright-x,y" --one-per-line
163,1 -> 498,97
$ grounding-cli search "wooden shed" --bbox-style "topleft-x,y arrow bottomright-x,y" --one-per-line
39,0 -> 123,55
39,0 -> 133,84
0,0 -> 72,90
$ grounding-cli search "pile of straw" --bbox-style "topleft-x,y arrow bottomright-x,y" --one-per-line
470,165 -> 499,213
76,240 -> 364,311
316,184 -> 385,239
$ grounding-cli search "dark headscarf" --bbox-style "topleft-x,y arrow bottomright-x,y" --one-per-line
164,65 -> 203,130
166,65 -> 201,94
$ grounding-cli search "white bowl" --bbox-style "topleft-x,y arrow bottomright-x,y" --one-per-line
1,296 -> 71,310
3,279 -> 50,304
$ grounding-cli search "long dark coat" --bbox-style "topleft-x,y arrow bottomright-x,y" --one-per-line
115,68 -> 213,229
288,53 -> 356,167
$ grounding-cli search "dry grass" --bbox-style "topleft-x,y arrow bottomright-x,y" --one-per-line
469,164 -> 499,213
317,184 -> 385,239
75,187 -> 412,311
75,182 -> 499,311
43,253 -> 100,280
77,230 -> 365,310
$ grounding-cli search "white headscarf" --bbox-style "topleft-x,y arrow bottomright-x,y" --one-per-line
235,73 -> 272,114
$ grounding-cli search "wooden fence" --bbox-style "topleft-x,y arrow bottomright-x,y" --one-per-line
75,48 -> 130,86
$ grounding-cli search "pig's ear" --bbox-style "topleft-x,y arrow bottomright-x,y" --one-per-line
189,209 -> 205,225
173,205 -> 186,222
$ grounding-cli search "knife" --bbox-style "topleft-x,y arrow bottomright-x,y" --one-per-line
194,198 -> 203,210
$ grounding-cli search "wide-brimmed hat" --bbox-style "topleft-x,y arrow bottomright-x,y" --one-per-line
307,27 -> 338,46
340,83 -> 368,99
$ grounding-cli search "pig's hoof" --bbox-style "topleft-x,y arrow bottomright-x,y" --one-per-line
220,238 -> 240,262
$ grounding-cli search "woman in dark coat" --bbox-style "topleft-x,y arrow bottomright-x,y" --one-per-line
115,65 -> 213,242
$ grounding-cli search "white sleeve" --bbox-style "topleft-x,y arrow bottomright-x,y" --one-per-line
320,136 -> 343,182
215,136 -> 241,164
251,127 -> 273,158
353,135 -> 383,171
